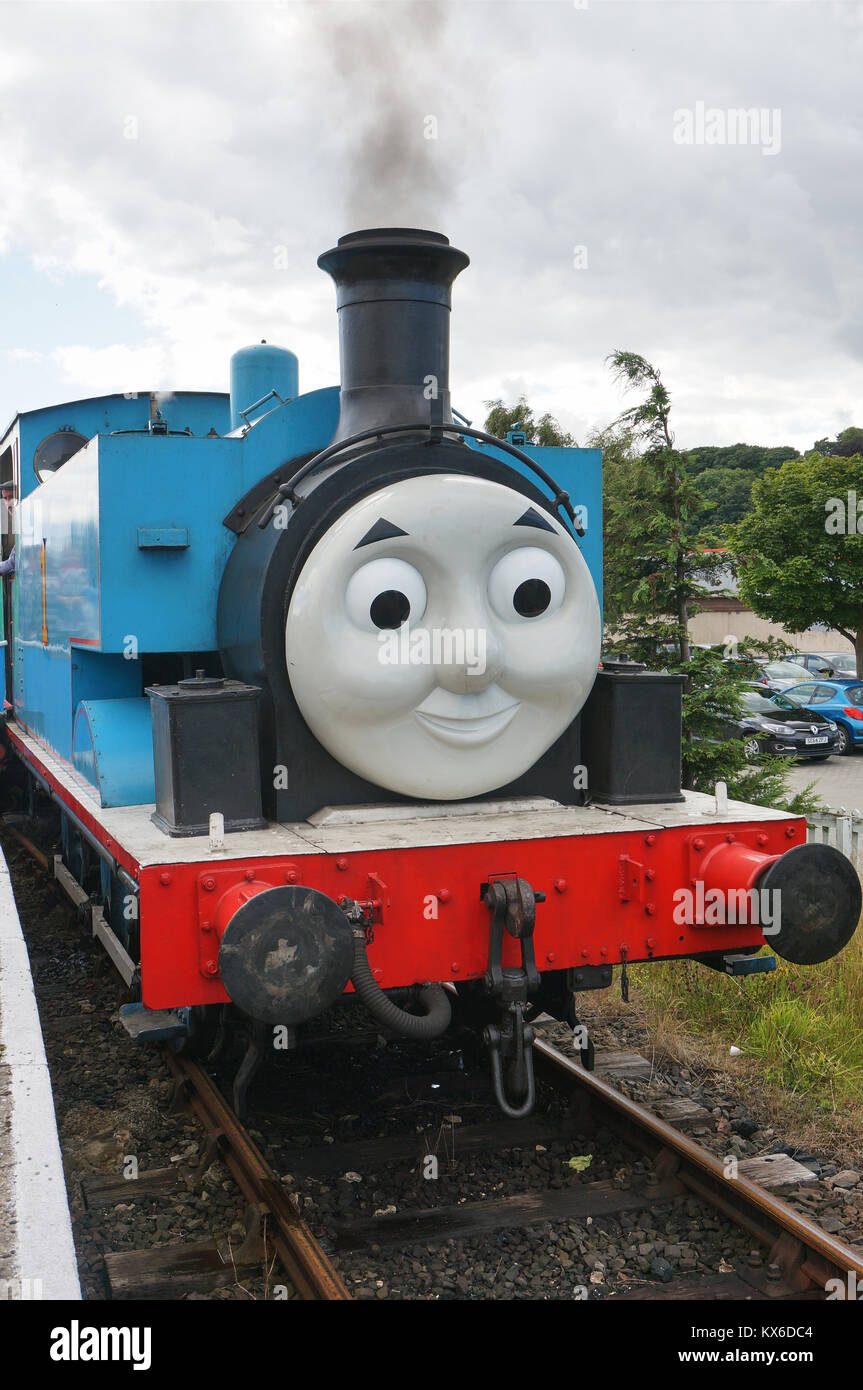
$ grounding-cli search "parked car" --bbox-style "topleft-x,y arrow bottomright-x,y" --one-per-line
812,652 -> 859,677
782,680 -> 863,755
780,652 -> 841,676
781,651 -> 859,678
753,660 -> 812,690
722,688 -> 839,762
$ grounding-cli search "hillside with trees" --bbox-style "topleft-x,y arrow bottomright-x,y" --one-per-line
687,444 -> 800,531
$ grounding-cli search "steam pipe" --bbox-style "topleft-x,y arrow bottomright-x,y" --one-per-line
349,927 -> 452,1039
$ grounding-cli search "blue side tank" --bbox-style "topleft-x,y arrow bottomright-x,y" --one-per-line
229,342 -> 298,430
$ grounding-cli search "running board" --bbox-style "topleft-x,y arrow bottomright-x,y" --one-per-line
53,854 -> 138,987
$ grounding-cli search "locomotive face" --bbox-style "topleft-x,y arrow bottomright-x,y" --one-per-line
286,472 -> 601,800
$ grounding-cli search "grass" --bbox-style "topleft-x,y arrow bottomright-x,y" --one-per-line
587,923 -> 863,1163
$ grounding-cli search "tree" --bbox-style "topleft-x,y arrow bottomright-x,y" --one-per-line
727,452 -> 863,677
686,444 -> 799,535
687,443 -> 799,477
483,396 -> 575,447
481,387 -> 822,812
675,647 -> 821,814
603,351 -> 712,663
589,420 -> 664,627
811,426 -> 863,458
695,467 -> 759,532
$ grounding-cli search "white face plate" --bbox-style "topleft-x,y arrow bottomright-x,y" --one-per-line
285,473 -> 602,800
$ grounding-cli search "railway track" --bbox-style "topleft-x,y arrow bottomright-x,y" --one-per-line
271,1029 -> 863,1301
77,1047 -> 350,1300
532,1037 -> 863,1301
40,1003 -> 863,1301
161,1051 -> 349,1300
145,1028 -> 863,1303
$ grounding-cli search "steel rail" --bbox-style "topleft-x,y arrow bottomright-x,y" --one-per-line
5,826 -> 51,872
164,1050 -> 351,1301
533,1036 -> 863,1293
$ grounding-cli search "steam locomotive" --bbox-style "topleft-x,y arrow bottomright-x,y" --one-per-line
1,228 -> 858,1115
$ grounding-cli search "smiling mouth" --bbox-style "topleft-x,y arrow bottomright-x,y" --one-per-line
413,687 -> 520,747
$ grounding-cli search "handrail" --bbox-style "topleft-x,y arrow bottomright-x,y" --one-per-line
238,388 -> 285,425
256,419 -> 584,537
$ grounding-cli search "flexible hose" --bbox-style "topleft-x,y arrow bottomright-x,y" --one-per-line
350,928 -> 452,1039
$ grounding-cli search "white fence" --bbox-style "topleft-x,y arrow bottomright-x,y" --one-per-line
807,807 -> 863,873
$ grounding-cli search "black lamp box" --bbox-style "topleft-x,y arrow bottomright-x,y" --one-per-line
146,673 -> 267,837
581,665 -> 685,804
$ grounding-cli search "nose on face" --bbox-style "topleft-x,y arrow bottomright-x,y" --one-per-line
431,622 -> 503,694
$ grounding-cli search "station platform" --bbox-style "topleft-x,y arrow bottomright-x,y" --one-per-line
0,845 -> 80,1299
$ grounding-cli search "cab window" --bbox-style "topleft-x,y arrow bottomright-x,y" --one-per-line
34,430 -> 88,482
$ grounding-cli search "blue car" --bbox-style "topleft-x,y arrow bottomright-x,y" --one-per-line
783,680 -> 863,756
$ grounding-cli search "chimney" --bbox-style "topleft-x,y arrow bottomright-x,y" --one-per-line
317,227 -> 469,445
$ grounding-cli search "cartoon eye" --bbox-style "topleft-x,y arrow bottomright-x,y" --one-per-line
488,547 -> 566,620
346,557 -> 427,632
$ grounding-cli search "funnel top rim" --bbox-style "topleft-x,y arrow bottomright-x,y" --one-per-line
318,227 -> 469,278
335,227 -> 451,247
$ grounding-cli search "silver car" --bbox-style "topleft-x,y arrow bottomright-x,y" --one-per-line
782,651 -> 858,678
754,660 -> 813,690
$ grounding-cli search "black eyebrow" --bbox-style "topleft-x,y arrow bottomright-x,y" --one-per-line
514,507 -> 555,534
354,518 -> 410,549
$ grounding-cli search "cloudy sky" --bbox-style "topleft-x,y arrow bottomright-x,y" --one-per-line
0,0 -> 860,451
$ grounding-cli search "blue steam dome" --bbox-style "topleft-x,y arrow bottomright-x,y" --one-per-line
229,341 -> 298,430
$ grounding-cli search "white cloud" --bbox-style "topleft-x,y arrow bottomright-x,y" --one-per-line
5,347 -> 44,364
0,0 -> 860,450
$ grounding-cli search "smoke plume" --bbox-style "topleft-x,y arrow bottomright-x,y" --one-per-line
310,0 -> 461,230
